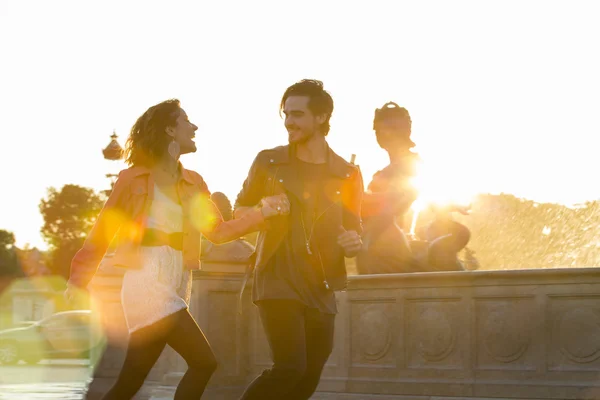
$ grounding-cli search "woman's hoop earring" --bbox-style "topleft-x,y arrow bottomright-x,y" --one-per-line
168,138 -> 180,159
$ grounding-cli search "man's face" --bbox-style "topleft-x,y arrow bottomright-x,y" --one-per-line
282,96 -> 325,144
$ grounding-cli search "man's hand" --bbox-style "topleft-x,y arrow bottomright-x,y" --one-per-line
337,226 -> 362,257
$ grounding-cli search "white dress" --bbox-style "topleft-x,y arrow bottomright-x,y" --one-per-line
121,184 -> 192,333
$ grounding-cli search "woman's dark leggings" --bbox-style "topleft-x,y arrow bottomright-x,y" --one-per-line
100,308 -> 217,400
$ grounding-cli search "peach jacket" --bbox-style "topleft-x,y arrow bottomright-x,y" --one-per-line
68,165 -> 264,289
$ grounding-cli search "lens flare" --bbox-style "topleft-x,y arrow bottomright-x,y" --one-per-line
408,160 -> 475,236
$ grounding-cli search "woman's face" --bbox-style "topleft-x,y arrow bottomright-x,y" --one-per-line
168,108 -> 198,155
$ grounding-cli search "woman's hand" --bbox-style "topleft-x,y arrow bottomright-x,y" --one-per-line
64,282 -> 83,304
260,194 -> 290,218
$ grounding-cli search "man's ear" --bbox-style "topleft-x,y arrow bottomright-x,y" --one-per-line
315,113 -> 327,126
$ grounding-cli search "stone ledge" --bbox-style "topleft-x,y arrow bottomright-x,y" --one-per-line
348,267 -> 600,289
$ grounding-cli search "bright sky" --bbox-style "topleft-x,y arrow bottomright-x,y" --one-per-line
1,0 -> 599,250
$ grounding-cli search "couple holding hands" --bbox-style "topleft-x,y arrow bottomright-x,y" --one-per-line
67,79 -> 363,399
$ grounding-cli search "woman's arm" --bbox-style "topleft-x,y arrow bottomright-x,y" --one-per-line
68,171 -> 130,289
200,195 -> 288,244
200,196 -> 265,244
191,171 -> 285,244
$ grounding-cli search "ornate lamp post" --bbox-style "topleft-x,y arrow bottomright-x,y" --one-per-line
101,130 -> 123,196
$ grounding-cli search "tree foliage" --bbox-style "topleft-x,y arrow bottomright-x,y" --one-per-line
0,229 -> 22,277
39,185 -> 104,278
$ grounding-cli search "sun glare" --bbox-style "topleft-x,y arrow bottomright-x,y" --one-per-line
403,159 -> 475,238
409,158 -> 475,213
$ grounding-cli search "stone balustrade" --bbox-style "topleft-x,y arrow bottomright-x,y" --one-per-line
155,267 -> 600,400
86,247 -> 600,399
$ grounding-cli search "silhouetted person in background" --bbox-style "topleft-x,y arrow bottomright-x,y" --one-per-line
210,191 -> 233,221
358,101 -> 472,273
358,101 -> 420,274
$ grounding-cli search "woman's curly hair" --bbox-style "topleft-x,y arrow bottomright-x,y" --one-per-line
124,99 -> 181,167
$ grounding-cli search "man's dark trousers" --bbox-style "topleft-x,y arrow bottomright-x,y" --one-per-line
240,299 -> 335,400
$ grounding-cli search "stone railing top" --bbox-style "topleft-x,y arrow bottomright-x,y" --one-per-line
189,266 -> 600,288
348,266 -> 600,289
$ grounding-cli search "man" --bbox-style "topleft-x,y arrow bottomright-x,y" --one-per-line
234,79 -> 363,399
357,101 -> 421,274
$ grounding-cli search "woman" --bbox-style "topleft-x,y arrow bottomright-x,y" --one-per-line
65,99 -> 289,399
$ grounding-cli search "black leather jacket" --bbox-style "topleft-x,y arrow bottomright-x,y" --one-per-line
234,144 -> 363,291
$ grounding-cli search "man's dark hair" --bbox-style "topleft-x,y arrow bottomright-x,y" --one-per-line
280,79 -> 334,135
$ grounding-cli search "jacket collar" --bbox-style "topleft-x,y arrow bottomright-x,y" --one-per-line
268,144 -> 353,178
128,162 -> 195,185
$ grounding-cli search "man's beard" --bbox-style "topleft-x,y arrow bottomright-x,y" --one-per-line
288,129 -> 314,144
